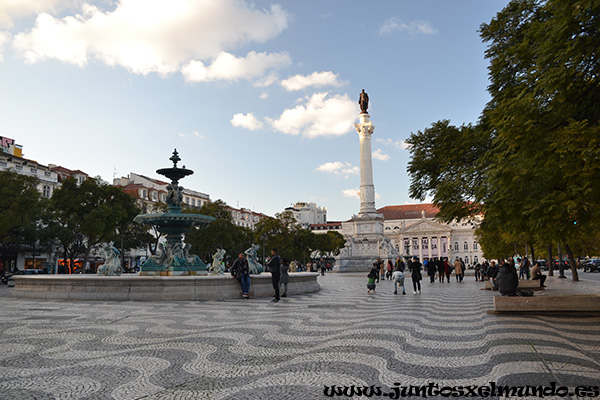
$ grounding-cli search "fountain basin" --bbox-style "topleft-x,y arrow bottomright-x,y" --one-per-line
134,212 -> 215,232
10,273 -> 321,301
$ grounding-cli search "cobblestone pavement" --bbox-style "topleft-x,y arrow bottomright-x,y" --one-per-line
0,274 -> 599,400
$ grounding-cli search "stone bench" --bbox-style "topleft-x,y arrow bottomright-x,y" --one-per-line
482,280 -> 545,290
488,294 -> 600,315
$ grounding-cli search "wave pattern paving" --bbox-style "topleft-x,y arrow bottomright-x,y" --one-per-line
0,274 -> 598,399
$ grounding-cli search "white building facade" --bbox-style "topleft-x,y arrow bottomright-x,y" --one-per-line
227,206 -> 266,230
285,202 -> 327,226
379,204 -> 484,266
113,172 -> 210,211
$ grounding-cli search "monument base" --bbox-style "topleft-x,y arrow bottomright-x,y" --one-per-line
336,255 -> 377,273
336,213 -> 398,273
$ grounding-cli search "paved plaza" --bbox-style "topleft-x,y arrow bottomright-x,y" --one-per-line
0,273 -> 599,399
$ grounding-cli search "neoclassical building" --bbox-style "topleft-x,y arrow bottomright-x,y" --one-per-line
378,204 -> 485,266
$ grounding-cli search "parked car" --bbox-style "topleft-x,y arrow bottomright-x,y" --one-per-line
536,260 -> 548,271
552,260 -> 570,270
4,269 -> 47,287
582,259 -> 600,272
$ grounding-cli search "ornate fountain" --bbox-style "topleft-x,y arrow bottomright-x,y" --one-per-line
134,149 -> 215,276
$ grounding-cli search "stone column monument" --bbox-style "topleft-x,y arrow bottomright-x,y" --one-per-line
337,90 -> 399,272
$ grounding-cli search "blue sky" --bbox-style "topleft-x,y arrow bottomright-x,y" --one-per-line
0,0 -> 510,221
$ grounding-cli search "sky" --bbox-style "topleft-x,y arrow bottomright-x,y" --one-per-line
0,0 -> 511,221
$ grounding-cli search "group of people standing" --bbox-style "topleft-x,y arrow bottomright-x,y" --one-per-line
368,256 -> 469,295
230,248 -> 290,302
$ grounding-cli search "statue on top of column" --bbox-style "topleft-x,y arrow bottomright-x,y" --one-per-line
359,89 -> 369,114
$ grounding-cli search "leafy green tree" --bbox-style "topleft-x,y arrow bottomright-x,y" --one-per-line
406,120 -> 491,222
0,171 -> 46,269
406,0 -> 600,281
312,231 -> 345,260
184,200 -> 253,263
479,0 -> 600,279
50,177 -> 140,270
253,211 -> 329,264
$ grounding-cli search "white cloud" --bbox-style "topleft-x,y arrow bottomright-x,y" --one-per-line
180,130 -> 206,139
267,92 -> 357,138
280,71 -> 345,91
259,92 -> 269,100
342,188 -> 359,199
372,148 -> 390,161
13,0 -> 289,78
231,113 -> 263,130
182,51 -> 291,82
375,137 -> 408,150
315,161 -> 358,178
378,17 -> 437,36
0,0 -> 73,28
253,72 -> 279,87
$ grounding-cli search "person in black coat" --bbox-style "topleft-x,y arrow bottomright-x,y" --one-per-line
230,252 -> 251,298
410,256 -> 422,294
395,257 -> 406,273
436,258 -> 445,282
496,262 -> 518,296
427,258 -> 437,283
267,248 -> 281,302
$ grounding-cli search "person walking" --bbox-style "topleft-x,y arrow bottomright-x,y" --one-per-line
444,258 -> 451,282
379,258 -> 386,281
280,259 -> 290,297
372,258 -> 383,282
267,248 -> 281,302
410,256 -> 422,294
454,258 -> 463,282
437,258 -> 445,283
367,265 -> 378,293
427,258 -> 437,283
386,260 -> 394,280
230,252 -> 251,299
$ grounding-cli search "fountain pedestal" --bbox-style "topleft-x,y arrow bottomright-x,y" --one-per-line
134,150 -> 215,276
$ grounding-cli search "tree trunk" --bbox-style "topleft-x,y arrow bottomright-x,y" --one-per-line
557,243 -> 565,277
528,243 -> 535,263
547,244 -> 553,277
82,238 -> 95,274
563,242 -> 579,281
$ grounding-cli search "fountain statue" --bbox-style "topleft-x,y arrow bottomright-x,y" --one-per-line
134,149 -> 215,276
208,248 -> 226,275
97,242 -> 123,276
244,244 -> 264,274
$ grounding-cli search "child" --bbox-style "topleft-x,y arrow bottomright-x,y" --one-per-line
367,267 -> 378,293
392,268 -> 406,295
